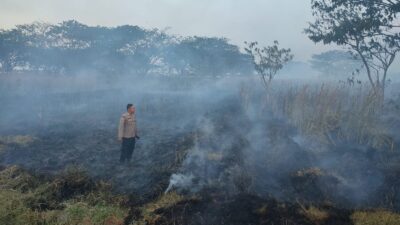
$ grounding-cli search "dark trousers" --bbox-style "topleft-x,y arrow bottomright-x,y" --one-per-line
120,137 -> 136,163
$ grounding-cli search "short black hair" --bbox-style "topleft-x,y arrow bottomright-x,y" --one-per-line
126,104 -> 133,111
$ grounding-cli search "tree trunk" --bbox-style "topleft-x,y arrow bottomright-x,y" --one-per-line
375,84 -> 385,107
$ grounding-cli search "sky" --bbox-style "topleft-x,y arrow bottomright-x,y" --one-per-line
1,0 -> 339,61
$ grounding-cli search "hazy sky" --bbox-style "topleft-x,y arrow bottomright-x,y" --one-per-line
0,0 -> 338,61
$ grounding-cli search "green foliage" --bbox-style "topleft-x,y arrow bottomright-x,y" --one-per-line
244,40 -> 293,87
305,0 -> 400,99
0,20 -> 252,76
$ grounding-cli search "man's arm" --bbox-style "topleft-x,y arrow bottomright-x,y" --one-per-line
134,114 -> 139,138
118,116 -> 124,140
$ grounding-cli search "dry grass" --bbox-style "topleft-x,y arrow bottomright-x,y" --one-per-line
351,210 -> 400,225
207,152 -> 223,161
256,204 -> 269,217
0,135 -> 36,153
0,166 -> 128,225
300,206 -> 330,224
276,84 -> 385,147
139,192 -> 184,225
0,135 -> 36,146
242,82 -> 395,151
295,167 -> 324,177
0,166 -> 39,192
57,201 -> 127,225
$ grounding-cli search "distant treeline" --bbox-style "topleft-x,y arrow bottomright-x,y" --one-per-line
0,20 -> 253,76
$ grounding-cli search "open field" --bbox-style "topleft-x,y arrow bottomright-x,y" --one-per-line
1,74 -> 400,224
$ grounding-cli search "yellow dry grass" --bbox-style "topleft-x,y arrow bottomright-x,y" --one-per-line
296,167 -> 324,177
0,135 -> 36,152
301,206 -> 330,224
296,196 -> 330,224
0,166 -> 128,225
240,82 -> 395,151
207,152 -> 223,161
351,210 -> 400,225
139,192 -> 184,225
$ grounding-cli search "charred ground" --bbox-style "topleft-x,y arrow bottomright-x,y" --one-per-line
1,75 -> 400,224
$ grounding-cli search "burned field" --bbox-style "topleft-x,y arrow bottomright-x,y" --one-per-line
1,0 -> 400,222
1,77 -> 400,224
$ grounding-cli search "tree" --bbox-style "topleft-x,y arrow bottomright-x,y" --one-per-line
305,0 -> 400,101
244,40 -> 293,88
0,21 -> 254,76
310,50 -> 362,77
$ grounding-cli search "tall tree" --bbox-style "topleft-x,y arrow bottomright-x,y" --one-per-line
305,0 -> 400,101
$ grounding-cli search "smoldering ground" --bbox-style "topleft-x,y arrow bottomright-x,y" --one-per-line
1,72 -> 399,211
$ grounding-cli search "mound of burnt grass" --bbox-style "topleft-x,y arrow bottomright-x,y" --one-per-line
24,166 -> 98,210
0,165 -> 129,225
0,165 -> 125,210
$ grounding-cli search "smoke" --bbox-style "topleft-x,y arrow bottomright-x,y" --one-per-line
157,78 -> 400,209
165,173 -> 194,193
0,23 -> 399,209
1,69 -> 398,210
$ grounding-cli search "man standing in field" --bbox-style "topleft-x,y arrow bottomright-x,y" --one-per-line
118,104 -> 140,164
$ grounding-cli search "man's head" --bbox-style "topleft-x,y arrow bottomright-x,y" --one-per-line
127,104 -> 135,114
